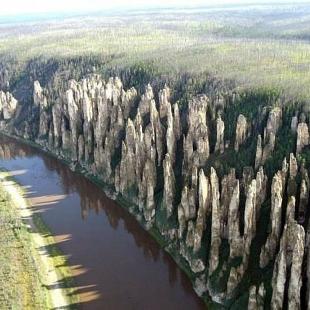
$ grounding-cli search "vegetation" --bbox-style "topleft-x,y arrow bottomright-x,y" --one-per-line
0,177 -> 49,309
32,214 -> 79,309
0,172 -> 78,309
0,3 -> 310,309
1,3 -> 310,99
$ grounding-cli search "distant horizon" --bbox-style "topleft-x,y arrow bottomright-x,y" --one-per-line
1,0 -> 310,18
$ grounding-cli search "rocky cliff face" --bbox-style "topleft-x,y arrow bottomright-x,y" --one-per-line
0,91 -> 18,121
1,72 -> 310,309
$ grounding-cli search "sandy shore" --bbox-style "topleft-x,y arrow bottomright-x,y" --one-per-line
0,171 -> 69,309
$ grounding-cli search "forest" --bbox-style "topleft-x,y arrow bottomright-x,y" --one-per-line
0,2 -> 310,309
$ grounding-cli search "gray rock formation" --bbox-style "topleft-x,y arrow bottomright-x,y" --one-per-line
166,104 -> 176,163
139,84 -> 154,117
187,95 -> 208,135
260,172 -> 284,268
255,167 -> 267,219
52,102 -> 62,147
271,221 -> 305,310
248,284 -> 265,310
220,169 -> 238,239
163,153 -> 175,218
298,175 -> 309,224
242,166 -> 254,194
4,72 -> 310,308
296,122 -> 309,154
255,135 -> 263,169
193,169 -> 210,253
243,179 -> 257,266
38,111 -> 49,138
289,153 -> 298,179
209,168 -> 221,274
139,157 -> 157,224
227,178 -> 258,295
121,87 -> 137,119
266,107 -> 282,137
215,115 -> 225,153
194,123 -> 210,167
118,140 -> 136,196
0,91 -> 18,120
159,85 -> 170,119
260,107 -> 282,164
286,196 -> 296,224
33,80 -> 48,108
234,114 -> 247,151
178,186 -> 190,238
291,116 -> 298,133
173,103 -> 181,140
228,180 -> 242,258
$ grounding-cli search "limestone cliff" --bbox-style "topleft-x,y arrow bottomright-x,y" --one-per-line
0,91 -> 18,120
1,72 -> 310,309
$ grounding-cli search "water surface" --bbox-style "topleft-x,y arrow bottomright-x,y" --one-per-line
0,135 -> 206,310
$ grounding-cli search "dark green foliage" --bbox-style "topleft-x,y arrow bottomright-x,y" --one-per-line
223,87 -> 280,142
208,240 -> 231,294
108,62 -> 162,94
264,107 -> 296,178
300,147 -> 310,169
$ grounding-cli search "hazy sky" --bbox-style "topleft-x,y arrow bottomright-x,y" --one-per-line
1,0 -> 309,16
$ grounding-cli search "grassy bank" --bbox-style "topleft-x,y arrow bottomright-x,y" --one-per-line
0,171 -> 78,309
32,213 -> 79,309
0,175 -> 50,309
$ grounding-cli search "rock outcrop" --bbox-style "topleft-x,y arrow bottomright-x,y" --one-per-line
208,168 -> 221,274
33,80 -> 48,108
228,180 -> 242,258
296,122 -> 309,154
0,91 -> 18,120
255,135 -> 263,170
260,172 -> 284,268
163,153 -> 175,218
256,107 -> 283,166
271,221 -> 305,310
193,169 -> 210,253
234,114 -> 247,151
248,284 -> 265,310
215,115 -> 225,153
1,72 -> 310,309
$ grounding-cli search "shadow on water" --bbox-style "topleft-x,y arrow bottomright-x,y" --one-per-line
0,134 -> 206,310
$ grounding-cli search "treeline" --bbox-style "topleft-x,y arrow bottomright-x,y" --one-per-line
1,55 -> 309,178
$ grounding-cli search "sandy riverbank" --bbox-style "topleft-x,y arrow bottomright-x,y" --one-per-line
0,171 -> 70,309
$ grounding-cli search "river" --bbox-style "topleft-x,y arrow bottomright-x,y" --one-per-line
0,134 -> 206,310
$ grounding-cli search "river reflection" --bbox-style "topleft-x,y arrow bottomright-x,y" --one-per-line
0,135 -> 206,310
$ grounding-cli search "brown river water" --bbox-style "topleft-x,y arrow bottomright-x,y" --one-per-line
0,135 -> 206,310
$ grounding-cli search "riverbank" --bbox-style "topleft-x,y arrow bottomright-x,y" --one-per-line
0,170 -> 77,309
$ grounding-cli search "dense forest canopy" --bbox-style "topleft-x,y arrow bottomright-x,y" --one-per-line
1,3 -> 310,100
